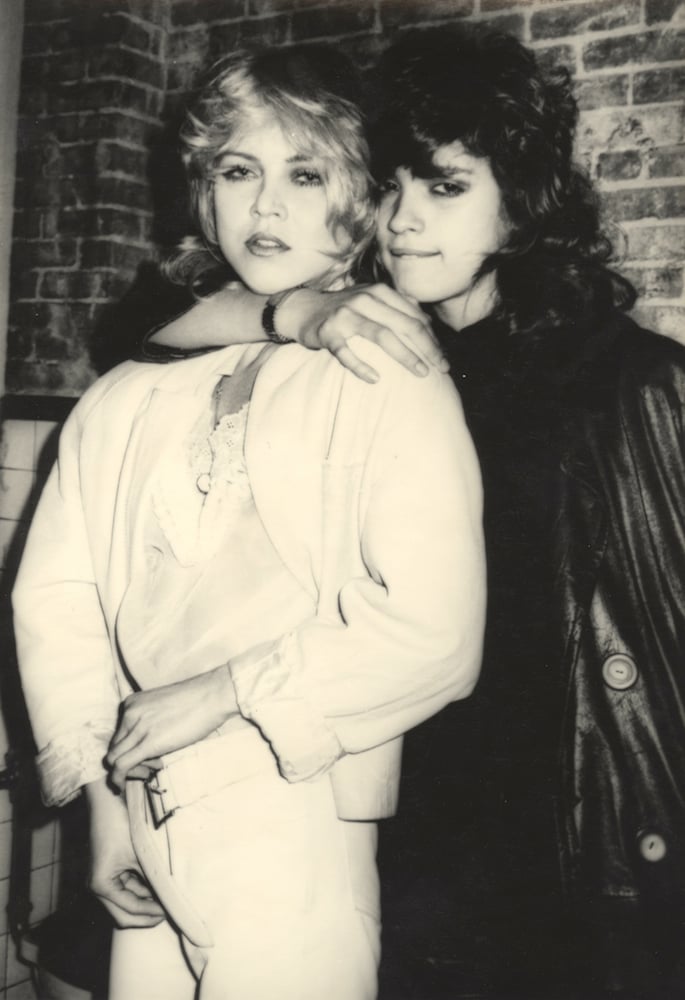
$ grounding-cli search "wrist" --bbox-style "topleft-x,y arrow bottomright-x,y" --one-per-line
261,287 -> 302,344
275,287 -> 322,347
211,663 -> 239,720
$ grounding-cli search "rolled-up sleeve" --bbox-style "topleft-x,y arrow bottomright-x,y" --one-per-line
12,404 -> 120,806
230,359 -> 485,782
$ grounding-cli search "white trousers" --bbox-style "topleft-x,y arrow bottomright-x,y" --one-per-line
111,748 -> 380,1000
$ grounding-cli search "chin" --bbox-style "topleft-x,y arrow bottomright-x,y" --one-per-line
391,278 -> 440,302
240,277 -> 292,296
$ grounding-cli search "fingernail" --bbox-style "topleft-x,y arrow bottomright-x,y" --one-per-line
414,361 -> 429,376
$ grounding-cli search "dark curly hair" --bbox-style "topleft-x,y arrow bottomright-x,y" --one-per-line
371,26 -> 636,339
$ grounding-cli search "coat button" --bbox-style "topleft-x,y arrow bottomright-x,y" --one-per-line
601,654 -> 638,690
196,472 -> 211,494
638,832 -> 667,862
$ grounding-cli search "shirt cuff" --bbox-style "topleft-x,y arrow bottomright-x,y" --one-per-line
229,632 -> 342,782
36,720 -> 114,807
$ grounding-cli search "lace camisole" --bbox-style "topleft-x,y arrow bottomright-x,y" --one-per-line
115,366 -> 315,694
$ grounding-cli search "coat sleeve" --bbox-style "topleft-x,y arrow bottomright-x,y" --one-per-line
229,355 -> 486,783
12,397 -> 121,807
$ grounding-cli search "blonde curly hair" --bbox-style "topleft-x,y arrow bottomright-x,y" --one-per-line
167,44 -> 375,294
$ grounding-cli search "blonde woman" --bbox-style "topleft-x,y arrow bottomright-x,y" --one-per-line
13,44 -> 484,1000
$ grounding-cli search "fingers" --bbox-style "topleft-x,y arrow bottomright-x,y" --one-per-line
363,287 -> 450,372
109,748 -> 146,792
325,313 -> 430,379
109,697 -> 142,751
330,344 -> 381,384
120,870 -> 161,904
108,702 -> 150,787
319,288 -> 449,378
123,759 -> 163,782
91,871 -> 166,929
109,741 -> 163,790
362,325 -> 431,377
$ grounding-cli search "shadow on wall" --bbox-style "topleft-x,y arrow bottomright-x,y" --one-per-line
90,114 -> 196,375
89,259 -> 194,374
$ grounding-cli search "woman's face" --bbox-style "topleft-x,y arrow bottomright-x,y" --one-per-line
212,111 -> 345,295
376,141 -> 509,327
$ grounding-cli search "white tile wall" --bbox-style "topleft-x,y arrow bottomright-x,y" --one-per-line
0,422 -> 34,473
4,979 -> 34,1000
0,471 -> 34,524
0,416 -> 61,999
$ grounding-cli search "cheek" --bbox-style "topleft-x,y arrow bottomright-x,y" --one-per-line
464,210 -> 507,257
376,200 -> 392,233
213,187 -> 247,230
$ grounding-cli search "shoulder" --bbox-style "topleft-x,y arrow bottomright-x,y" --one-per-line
343,336 -> 463,413
568,315 -> 685,477
266,338 -> 464,424
574,313 -> 685,414
610,317 -> 685,419
66,353 -> 210,431
615,315 -> 685,379
67,360 -> 147,425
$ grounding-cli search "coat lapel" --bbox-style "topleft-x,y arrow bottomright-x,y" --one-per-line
245,346 -> 344,603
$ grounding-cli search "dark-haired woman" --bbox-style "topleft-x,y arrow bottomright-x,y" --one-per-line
144,25 -> 685,999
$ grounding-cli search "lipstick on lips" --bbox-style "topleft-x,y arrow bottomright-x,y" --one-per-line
389,246 -> 438,259
245,233 -> 290,256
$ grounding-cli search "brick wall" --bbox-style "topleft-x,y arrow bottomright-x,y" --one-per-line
0,2 -> 682,993
7,0 -> 170,396
5,0 -> 684,398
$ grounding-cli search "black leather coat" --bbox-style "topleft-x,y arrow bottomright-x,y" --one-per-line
381,310 -> 685,993
426,310 -> 685,903
552,314 -> 685,904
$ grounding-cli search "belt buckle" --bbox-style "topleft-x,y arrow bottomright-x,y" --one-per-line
145,769 -> 175,826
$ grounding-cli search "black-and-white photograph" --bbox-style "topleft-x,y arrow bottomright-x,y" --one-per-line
0,1 -> 684,998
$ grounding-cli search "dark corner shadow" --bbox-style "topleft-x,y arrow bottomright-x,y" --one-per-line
89,260 -> 194,374
89,113 -> 196,375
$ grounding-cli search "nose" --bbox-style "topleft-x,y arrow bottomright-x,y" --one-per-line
251,177 -> 286,219
387,185 -> 423,235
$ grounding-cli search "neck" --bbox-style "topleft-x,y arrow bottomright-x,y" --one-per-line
433,272 -> 498,332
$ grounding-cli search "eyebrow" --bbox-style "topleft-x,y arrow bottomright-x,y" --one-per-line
216,150 -> 318,164
434,163 -> 475,178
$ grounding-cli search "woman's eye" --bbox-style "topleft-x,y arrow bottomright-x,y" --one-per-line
431,181 -> 466,197
218,164 -> 254,181
377,178 -> 399,196
293,168 -> 323,187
